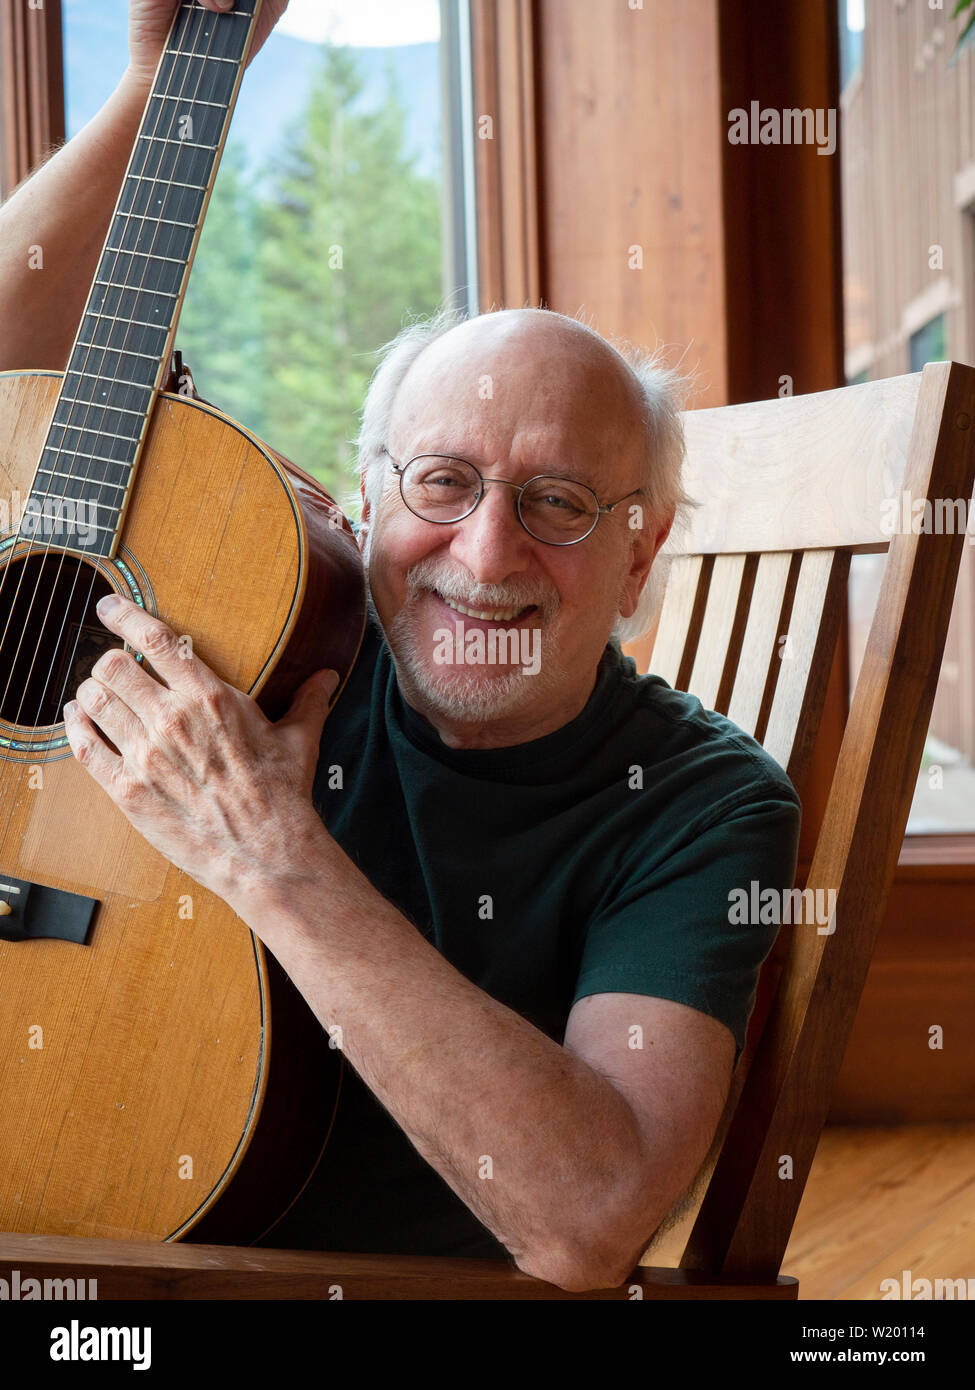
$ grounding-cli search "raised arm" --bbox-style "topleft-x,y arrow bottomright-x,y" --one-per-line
0,0 -> 287,373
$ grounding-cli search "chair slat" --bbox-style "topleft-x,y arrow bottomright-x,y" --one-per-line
725,551 -> 796,739
687,553 -> 752,713
762,549 -> 849,782
648,554 -> 709,689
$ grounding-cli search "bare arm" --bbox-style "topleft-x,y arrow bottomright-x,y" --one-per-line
0,0 -> 287,372
69,597 -> 737,1293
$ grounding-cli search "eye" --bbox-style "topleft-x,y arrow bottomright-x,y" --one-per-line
426,470 -> 469,489
538,492 -> 583,512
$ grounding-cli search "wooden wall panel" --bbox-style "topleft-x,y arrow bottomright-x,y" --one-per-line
0,0 -> 64,200
533,0 -> 727,403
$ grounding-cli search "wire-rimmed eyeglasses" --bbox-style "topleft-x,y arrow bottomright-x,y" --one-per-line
381,448 -> 644,546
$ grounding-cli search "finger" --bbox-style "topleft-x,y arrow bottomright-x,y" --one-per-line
88,645 -> 170,725
63,700 -> 124,784
276,669 -> 340,743
74,676 -> 145,758
94,596 -> 217,695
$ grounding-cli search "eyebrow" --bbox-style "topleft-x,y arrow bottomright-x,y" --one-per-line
409,444 -> 597,487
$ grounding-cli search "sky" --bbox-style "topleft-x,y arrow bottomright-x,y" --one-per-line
276,0 -> 440,47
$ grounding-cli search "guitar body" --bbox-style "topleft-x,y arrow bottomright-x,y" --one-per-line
0,370 -> 366,1242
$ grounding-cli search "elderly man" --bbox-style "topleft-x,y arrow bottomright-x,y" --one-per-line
0,0 -> 801,1291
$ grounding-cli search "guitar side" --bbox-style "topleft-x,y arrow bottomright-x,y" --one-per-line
0,371 -> 366,1242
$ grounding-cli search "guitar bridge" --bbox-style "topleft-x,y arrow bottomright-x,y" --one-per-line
0,875 -> 98,944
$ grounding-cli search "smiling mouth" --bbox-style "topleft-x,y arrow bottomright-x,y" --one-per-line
433,590 -> 537,623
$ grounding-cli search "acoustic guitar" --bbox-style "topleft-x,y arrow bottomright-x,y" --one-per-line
0,0 -> 365,1243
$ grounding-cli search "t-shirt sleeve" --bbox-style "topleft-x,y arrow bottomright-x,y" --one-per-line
570,784 -> 801,1059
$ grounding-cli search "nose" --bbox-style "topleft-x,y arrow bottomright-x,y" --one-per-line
446,477 -> 533,585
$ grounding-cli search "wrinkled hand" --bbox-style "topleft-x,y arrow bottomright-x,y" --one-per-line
126,0 -> 290,89
63,594 -> 337,907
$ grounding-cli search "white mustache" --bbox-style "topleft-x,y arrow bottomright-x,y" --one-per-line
408,569 -> 552,614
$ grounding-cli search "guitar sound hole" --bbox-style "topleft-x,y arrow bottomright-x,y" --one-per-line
0,553 -> 117,729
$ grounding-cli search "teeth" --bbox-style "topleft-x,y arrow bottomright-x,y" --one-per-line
440,593 -> 526,621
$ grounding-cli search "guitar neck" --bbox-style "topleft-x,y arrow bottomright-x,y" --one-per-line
23,0 -> 262,561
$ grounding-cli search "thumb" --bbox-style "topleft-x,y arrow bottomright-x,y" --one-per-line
278,668 -> 341,737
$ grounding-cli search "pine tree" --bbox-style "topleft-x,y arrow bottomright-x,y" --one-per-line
257,44 -> 442,496
176,139 -> 268,437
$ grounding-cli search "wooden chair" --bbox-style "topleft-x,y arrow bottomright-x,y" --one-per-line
2,359 -> 974,1299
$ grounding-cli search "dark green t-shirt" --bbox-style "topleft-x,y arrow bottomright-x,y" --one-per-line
261,616 -> 802,1259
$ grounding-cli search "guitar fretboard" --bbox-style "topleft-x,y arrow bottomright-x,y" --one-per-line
22,1 -> 259,559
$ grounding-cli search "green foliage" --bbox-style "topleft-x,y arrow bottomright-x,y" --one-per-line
952,0 -> 975,61
176,44 -> 443,502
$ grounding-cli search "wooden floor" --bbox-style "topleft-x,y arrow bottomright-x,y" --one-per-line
647,1123 -> 975,1299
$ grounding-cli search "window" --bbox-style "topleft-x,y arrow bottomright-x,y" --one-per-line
839,4 -> 975,835
838,0 -> 864,90
909,313 -> 947,373
60,0 -> 476,504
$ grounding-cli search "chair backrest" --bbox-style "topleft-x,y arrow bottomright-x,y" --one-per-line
645,360 -> 975,1279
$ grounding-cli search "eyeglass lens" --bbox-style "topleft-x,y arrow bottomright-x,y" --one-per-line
401,456 -> 599,543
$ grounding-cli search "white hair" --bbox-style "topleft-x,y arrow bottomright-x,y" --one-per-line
343,304 -> 700,643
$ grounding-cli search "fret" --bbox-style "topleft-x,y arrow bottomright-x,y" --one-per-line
156,51 -> 239,106
23,510 -> 120,537
75,342 -> 159,363
182,0 -> 256,13
168,2 -> 251,61
36,472 -> 128,497
67,347 -> 159,391
164,49 -> 237,63
128,139 -> 215,193
92,281 -> 178,302
40,454 -> 132,489
92,250 -> 185,297
114,209 -> 198,231
139,135 -> 219,152
85,312 -> 170,333
21,496 -> 116,536
121,173 -> 208,194
142,96 -> 228,152
108,205 -> 197,263
58,396 -> 147,418
47,421 -> 142,448
106,216 -> 195,267
153,92 -> 227,111
41,450 -> 134,472
102,246 -> 188,266
62,380 -> 154,406
78,312 -> 170,352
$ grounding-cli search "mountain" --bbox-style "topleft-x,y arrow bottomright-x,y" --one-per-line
62,2 -> 441,180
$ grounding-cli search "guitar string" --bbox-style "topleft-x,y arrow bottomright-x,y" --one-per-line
0,1 -> 223,722
0,4 -> 246,745
0,4 -> 225,890
23,2 -> 238,729
0,0 -> 247,906
0,2 -> 242,889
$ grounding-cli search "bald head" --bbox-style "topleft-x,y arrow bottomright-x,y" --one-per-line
386,307 -> 645,464
386,308 -> 648,474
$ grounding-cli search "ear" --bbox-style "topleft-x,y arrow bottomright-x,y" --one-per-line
357,474 -> 371,553
618,507 -> 675,621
